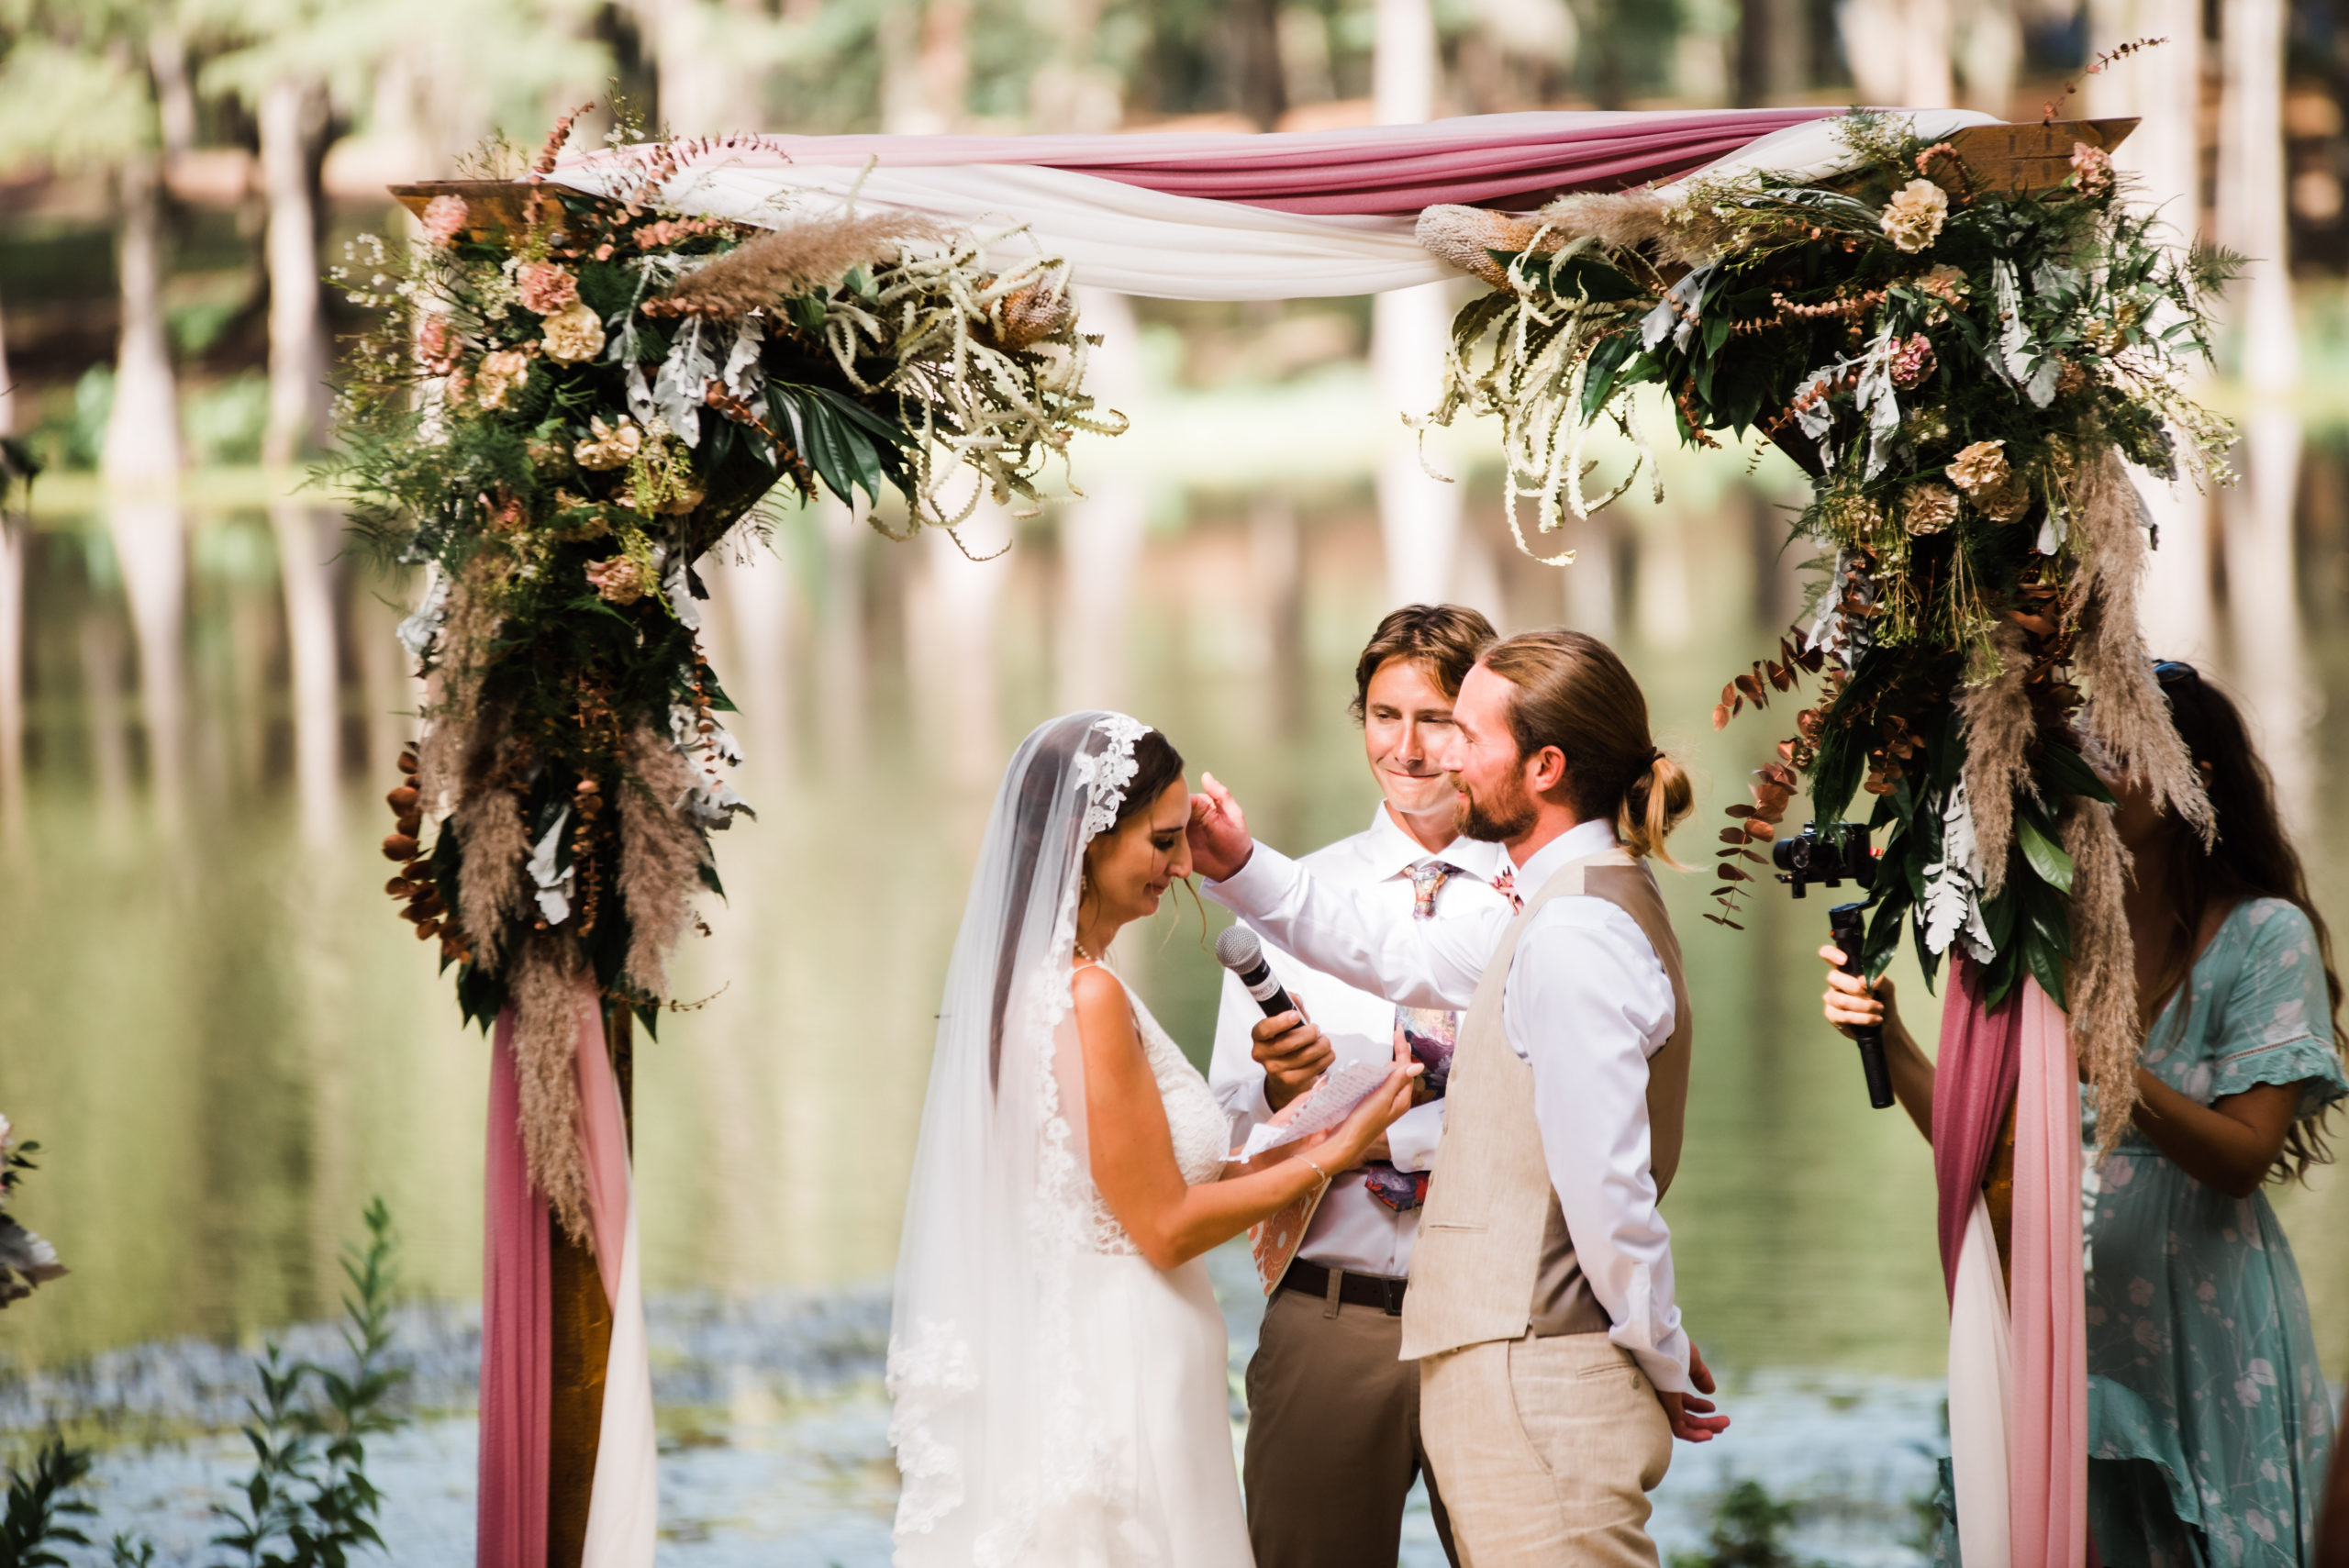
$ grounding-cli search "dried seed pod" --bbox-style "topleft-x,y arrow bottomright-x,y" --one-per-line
385,876 -> 414,898
407,888 -> 444,917
395,811 -> 423,837
415,918 -> 440,940
383,834 -> 419,862
404,858 -> 433,881
387,784 -> 420,812
398,745 -> 420,775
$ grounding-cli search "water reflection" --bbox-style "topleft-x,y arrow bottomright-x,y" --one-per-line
2,423 -> 2344,1395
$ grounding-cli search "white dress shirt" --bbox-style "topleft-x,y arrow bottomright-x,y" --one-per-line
1208,805 -> 1508,1279
1206,817 -> 1691,1394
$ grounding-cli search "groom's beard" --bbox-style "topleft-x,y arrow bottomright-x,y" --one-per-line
1453,773 -> 1537,842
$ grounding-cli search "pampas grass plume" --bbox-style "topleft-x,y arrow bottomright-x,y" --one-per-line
654,213 -> 941,318
617,725 -> 706,998
512,936 -> 596,1249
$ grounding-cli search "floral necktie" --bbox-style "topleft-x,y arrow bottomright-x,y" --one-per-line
1491,865 -> 1524,915
1362,860 -> 1465,1214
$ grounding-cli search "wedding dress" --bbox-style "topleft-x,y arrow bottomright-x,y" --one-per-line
889,712 -> 1256,1568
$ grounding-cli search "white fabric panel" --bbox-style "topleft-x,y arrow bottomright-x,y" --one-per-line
1653,109 -> 2000,196
1948,1192 -> 2015,1568
552,108 -> 2001,301
551,161 -> 1448,301
582,1169 -> 657,1568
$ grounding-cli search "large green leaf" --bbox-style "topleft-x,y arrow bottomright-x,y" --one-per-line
2038,742 -> 2118,805
2014,809 -> 2076,894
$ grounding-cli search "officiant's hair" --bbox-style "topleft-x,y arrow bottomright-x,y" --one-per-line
1349,604 -> 1498,723
1481,629 -> 1693,864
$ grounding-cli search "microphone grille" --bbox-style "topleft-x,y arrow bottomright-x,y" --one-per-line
1214,925 -> 1263,973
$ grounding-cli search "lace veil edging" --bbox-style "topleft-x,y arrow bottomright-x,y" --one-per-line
885,711 -> 1157,1564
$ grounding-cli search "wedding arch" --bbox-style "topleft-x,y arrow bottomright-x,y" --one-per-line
342,97 -> 2224,1568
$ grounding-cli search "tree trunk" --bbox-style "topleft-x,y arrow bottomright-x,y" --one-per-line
1958,0 -> 2019,117
1738,0 -> 1808,106
2219,0 -> 2296,396
104,154 -> 180,489
1229,0 -> 1286,130
261,77 -> 331,469
1374,0 -> 1436,125
2088,0 -> 2218,658
272,501 -> 342,845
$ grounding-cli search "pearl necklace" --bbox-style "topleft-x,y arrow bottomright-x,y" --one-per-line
1074,938 -> 1098,963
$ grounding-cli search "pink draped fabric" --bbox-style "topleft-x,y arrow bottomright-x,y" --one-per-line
477,990 -> 637,1566
2009,979 -> 2088,1568
570,985 -> 630,1312
568,108 -> 1830,215
478,1012 -> 551,1568
1932,955 -> 2024,1300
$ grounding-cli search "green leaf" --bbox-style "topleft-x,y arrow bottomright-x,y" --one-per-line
2038,742 -> 2118,805
2014,810 -> 2076,894
2022,924 -> 2067,1009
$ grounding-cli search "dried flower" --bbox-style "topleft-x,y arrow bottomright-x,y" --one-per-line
1945,439 -> 2012,497
1890,333 -> 1937,390
416,314 -> 460,375
540,299 -> 605,363
1879,180 -> 1950,253
574,415 -> 643,471
422,194 -> 470,248
2080,319 -> 2124,355
518,261 -> 580,316
2055,358 -> 2089,396
585,555 -> 649,605
2069,141 -> 2115,202
1903,483 -> 1960,535
475,349 -> 530,410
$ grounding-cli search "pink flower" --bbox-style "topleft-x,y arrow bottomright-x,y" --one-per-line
415,315 -> 460,375
585,554 -> 649,606
422,194 -> 469,248
1890,333 -> 1936,390
518,261 -> 580,317
2069,142 -> 2114,202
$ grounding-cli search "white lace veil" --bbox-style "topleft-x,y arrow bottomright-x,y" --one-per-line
887,711 -> 1155,1566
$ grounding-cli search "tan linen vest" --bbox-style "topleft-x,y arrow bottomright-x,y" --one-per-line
1398,847 -> 1694,1362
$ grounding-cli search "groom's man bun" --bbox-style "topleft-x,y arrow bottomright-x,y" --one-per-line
1349,604 -> 1499,723
1480,628 -> 1694,864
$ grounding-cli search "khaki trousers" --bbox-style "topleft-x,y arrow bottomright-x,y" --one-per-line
1242,1281 -> 1460,1568
1418,1333 -> 1674,1568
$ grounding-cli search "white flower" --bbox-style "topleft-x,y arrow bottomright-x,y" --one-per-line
540,300 -> 605,363
1945,439 -> 2011,496
573,416 -> 642,471
475,349 -> 530,411
1902,483 -> 1960,536
1880,179 -> 1950,253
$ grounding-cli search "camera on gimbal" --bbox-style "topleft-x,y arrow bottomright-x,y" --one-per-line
1771,820 -> 1876,899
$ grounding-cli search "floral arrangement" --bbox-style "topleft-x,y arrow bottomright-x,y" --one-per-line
1418,110 -> 2234,1142
0,1115 -> 65,1307
332,108 -> 1119,1240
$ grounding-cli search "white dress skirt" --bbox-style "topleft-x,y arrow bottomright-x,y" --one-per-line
1047,977 -> 1256,1568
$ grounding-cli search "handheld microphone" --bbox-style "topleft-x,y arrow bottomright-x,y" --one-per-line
1215,927 -> 1298,1020
1828,902 -> 1896,1110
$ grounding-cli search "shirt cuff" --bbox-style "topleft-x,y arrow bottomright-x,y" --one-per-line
1385,1100 -> 1444,1172
1203,841 -> 1299,917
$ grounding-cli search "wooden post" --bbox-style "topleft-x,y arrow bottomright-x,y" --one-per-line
545,1005 -> 632,1568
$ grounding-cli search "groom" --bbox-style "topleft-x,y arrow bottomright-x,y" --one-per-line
1190,628 -> 1728,1567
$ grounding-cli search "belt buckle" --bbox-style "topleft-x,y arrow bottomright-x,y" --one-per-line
1380,1277 -> 1405,1316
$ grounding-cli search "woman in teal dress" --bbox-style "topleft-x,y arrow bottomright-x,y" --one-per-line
1822,663 -> 2344,1567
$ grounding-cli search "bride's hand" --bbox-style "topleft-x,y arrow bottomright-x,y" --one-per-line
1312,1061 -> 1420,1173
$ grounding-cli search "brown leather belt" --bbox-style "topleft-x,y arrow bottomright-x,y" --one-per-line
1278,1258 -> 1408,1316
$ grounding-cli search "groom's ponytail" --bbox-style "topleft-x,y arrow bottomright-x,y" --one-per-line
1482,629 -> 1692,866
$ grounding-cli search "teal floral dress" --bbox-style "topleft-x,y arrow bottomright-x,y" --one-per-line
2084,897 -> 2346,1568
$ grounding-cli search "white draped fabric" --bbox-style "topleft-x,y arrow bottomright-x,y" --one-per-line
546,109 -> 1997,303
1948,1193 -> 2016,1568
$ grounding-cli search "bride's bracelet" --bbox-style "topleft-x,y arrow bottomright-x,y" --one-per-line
1301,1154 -> 1330,1184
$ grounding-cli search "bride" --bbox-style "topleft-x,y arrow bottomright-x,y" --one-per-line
887,712 -> 1418,1567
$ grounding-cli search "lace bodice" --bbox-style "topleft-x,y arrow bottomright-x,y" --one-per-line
1087,973 -> 1231,1255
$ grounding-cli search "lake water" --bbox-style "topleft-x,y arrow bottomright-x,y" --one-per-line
2,383 -> 2344,1554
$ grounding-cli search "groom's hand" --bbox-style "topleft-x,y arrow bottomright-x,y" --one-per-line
1186,773 -> 1253,883
1658,1340 -> 1730,1443
1252,1010 -> 1333,1111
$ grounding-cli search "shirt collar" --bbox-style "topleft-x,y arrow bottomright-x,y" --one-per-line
1361,802 -> 1506,881
1508,817 -> 1620,887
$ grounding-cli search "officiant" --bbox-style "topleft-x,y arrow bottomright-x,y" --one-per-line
1208,604 -> 1506,1568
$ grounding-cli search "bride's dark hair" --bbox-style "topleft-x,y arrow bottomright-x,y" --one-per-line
989,719 -> 1186,1087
